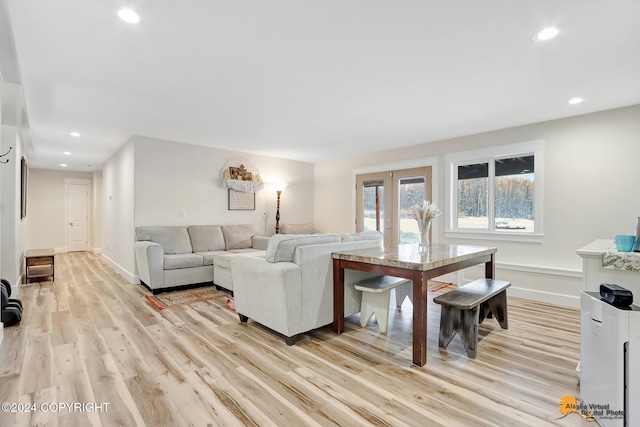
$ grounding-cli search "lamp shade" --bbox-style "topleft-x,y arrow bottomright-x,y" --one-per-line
274,183 -> 289,192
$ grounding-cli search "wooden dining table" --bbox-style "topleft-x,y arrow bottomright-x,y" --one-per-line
332,243 -> 497,366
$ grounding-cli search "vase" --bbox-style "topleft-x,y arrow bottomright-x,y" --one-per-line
418,219 -> 432,253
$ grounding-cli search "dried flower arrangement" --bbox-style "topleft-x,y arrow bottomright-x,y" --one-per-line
410,200 -> 441,226
410,200 -> 441,250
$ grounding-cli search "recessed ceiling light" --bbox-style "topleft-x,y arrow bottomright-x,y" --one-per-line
70,132 -> 80,137
63,151 -> 71,155
118,8 -> 140,24
568,97 -> 584,105
60,163 -> 68,167
533,27 -> 560,41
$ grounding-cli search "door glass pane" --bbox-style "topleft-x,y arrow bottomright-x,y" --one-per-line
363,182 -> 384,233
399,177 -> 425,243
494,155 -> 535,232
457,163 -> 489,229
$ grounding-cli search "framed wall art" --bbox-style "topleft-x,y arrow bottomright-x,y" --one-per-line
228,189 -> 255,210
20,156 -> 28,219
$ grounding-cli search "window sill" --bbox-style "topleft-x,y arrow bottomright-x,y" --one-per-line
445,230 -> 543,243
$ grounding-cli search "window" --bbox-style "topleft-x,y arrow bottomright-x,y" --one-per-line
363,181 -> 385,233
398,176 -> 427,243
457,163 -> 489,229
445,141 -> 543,241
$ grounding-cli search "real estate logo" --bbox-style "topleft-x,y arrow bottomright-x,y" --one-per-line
556,395 -> 624,422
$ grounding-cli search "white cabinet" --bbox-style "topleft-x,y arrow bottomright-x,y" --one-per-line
576,239 -> 640,296
581,291 -> 640,426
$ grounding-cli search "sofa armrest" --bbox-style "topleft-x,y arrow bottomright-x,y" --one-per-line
134,241 -> 165,289
231,256 -> 302,337
251,235 -> 270,250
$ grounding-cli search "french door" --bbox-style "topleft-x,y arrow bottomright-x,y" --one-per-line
356,167 -> 432,246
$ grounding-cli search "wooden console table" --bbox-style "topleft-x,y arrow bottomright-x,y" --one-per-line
332,243 -> 496,367
25,248 -> 55,283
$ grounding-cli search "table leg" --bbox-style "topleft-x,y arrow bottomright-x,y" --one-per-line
332,258 -> 345,334
412,270 -> 429,366
485,252 -> 495,279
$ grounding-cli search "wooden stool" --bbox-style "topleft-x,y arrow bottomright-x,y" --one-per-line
433,278 -> 510,358
355,276 -> 411,334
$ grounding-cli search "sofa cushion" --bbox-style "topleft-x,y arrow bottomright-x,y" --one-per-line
251,236 -> 270,250
194,250 -> 227,266
280,223 -> 316,234
266,234 -> 341,263
136,226 -> 193,254
222,224 -> 259,250
213,250 -> 267,270
341,231 -> 383,242
226,248 -> 266,254
188,225 -> 226,252
163,253 -> 204,270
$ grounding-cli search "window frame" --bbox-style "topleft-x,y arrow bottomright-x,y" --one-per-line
444,140 -> 544,243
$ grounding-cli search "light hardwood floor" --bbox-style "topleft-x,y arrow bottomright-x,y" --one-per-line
0,252 -> 591,426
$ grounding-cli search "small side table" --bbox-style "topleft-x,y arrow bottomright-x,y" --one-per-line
25,248 -> 55,283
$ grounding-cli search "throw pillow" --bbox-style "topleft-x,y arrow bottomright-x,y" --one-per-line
222,224 -> 259,250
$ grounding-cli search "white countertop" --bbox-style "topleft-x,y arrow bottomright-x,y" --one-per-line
576,239 -> 615,258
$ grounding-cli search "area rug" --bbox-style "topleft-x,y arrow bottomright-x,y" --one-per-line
145,282 -> 452,310
429,280 -> 455,292
145,286 -> 228,309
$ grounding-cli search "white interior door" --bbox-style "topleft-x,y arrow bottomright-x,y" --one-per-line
68,182 -> 89,252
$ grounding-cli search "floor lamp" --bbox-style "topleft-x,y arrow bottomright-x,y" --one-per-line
274,183 -> 288,234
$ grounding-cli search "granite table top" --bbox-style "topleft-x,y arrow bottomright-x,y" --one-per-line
332,243 -> 497,271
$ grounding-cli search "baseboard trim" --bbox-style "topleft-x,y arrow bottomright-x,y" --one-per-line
508,287 -> 580,309
14,276 -> 22,297
447,263 -> 582,308
100,254 -> 138,284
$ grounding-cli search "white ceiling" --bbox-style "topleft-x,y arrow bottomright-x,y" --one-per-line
2,0 -> 640,171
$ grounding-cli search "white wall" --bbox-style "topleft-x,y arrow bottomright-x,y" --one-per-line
0,71 -> 4,344
102,136 -> 315,283
133,136 -> 314,232
27,168 -> 94,251
102,139 -> 136,279
315,105 -> 640,307
91,170 -> 102,253
0,126 -> 26,290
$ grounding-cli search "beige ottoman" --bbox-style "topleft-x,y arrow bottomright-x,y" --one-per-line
213,250 -> 266,291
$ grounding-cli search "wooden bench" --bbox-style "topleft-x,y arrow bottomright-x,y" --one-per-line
432,278 -> 510,358
354,276 -> 412,334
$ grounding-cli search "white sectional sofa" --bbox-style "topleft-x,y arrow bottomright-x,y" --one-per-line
230,231 -> 383,344
134,224 -> 268,293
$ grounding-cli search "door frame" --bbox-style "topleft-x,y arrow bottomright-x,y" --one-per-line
352,156 -> 440,243
65,178 -> 92,253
